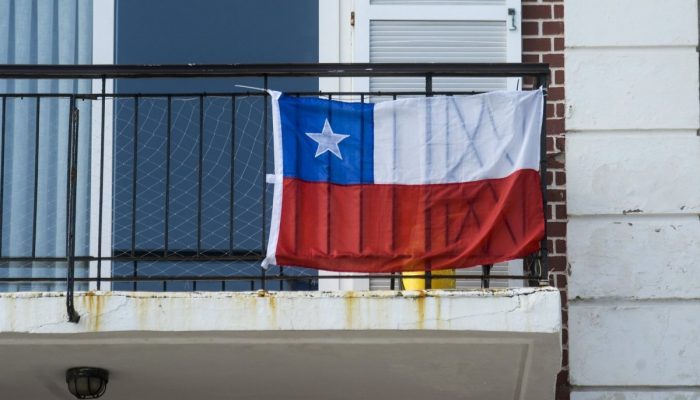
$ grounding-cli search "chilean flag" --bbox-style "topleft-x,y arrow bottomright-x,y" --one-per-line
263,89 -> 545,273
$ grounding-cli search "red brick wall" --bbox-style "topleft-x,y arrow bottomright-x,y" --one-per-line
522,1 -> 568,399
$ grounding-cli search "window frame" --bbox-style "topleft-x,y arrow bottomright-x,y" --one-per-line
88,0 -> 115,290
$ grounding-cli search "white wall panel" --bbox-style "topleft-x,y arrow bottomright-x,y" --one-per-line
566,0 -> 698,47
568,216 -> 700,299
570,302 -> 700,386
566,49 -> 699,131
567,134 -> 700,215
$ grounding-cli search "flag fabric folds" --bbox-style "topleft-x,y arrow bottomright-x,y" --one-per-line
263,89 -> 545,273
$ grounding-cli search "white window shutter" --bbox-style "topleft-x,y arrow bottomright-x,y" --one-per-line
352,0 -> 522,92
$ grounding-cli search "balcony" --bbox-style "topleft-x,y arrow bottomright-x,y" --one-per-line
0,64 -> 561,400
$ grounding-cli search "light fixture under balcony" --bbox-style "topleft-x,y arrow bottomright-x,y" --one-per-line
65,367 -> 109,399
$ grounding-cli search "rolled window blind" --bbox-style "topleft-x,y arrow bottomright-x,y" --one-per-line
369,20 -> 507,92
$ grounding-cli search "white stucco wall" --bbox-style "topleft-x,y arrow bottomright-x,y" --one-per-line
566,1 -> 700,398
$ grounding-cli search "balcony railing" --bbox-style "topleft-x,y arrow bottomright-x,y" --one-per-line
0,63 -> 549,321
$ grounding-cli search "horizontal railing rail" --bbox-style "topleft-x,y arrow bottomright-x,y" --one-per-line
0,63 -> 549,322
0,63 -> 550,79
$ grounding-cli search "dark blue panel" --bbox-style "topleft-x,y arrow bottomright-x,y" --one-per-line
279,95 -> 374,185
115,0 -> 318,93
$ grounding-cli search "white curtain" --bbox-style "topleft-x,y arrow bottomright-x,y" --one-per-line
0,0 -> 92,291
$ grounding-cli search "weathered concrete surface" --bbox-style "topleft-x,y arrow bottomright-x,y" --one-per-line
0,288 -> 561,334
565,49 -> 699,131
567,134 -> 700,215
568,216 -> 700,299
0,289 -> 561,400
570,302 -> 700,386
566,0 -> 698,47
0,330 -> 561,400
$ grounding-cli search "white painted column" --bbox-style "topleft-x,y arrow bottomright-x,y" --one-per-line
565,0 -> 700,398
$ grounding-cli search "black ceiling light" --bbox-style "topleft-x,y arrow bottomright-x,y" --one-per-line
65,367 -> 109,399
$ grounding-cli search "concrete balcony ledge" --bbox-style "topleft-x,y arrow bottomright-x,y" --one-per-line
0,288 -> 562,400
0,287 -> 561,334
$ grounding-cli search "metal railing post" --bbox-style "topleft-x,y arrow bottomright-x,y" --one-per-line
261,75 -> 269,290
66,97 -> 80,323
97,77 -> 106,290
536,73 -> 550,286
424,74 -> 433,290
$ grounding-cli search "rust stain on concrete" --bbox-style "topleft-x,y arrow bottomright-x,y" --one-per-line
415,290 -> 426,329
82,292 -> 102,331
344,291 -> 357,329
267,293 -> 277,327
435,296 -> 443,329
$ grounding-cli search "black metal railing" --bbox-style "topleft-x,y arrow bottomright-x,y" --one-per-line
0,63 -> 549,322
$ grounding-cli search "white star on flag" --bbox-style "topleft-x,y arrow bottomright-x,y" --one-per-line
305,119 -> 350,160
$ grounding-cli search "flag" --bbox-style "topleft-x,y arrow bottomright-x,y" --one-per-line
263,89 -> 545,273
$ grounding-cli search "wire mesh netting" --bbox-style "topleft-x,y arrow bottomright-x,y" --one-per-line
105,95 -> 317,290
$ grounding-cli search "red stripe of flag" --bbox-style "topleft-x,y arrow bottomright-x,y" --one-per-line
275,169 -> 544,273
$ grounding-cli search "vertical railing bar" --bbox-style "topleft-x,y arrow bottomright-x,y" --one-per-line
293,93 -> 301,257
31,97 -> 40,258
326,93 -> 332,263
65,97 -> 75,317
131,96 -> 139,291
361,93 -> 372,289
0,96 -> 6,258
443,92 -> 452,284
97,77 -> 106,289
290,93 -> 304,287
424,75 -> 433,290
229,95 -> 235,255
391,93 -> 398,291
66,96 -> 80,323
537,74 -> 549,285
359,93 -> 365,251
278,267 -> 284,291
261,75 -> 268,290
66,97 -> 74,317
482,264 -> 492,289
197,95 -> 204,256
164,95 -> 172,257
278,97 -> 284,284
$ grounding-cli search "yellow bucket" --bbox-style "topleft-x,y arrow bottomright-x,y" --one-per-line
402,269 -> 456,290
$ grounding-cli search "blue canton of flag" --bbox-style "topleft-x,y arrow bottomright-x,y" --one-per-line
279,95 -> 374,184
